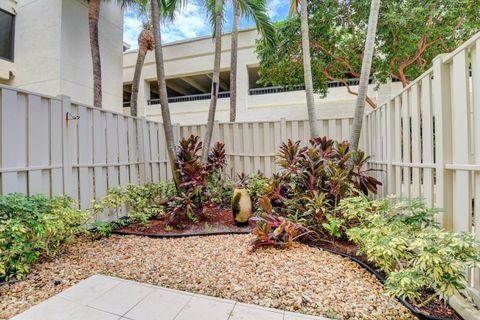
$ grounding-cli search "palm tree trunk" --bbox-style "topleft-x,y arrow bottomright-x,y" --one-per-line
299,0 -> 318,138
88,0 -> 102,108
350,0 -> 381,151
130,39 -> 147,117
150,0 -> 181,188
229,0 -> 240,123
201,0 -> 223,162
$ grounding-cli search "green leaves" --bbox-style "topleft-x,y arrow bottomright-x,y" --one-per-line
256,0 -> 480,95
340,196 -> 480,306
92,182 -> 174,226
0,194 -> 89,281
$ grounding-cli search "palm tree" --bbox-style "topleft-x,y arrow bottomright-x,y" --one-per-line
130,22 -> 154,117
229,0 -> 240,123
150,0 -> 182,187
124,0 -> 155,117
229,0 -> 275,122
87,0 -> 103,108
88,0 -> 137,109
289,0 -> 319,138
201,0 -> 224,162
350,0 -> 381,151
202,0 -> 275,160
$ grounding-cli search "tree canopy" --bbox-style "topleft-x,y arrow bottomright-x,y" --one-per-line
256,0 -> 480,107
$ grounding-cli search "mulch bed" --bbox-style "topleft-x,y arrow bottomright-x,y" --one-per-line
115,207 -> 253,236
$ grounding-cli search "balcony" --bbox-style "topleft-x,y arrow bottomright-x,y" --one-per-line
148,91 -> 230,105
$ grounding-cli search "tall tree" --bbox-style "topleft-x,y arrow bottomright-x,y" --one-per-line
88,0 -> 103,108
229,0 -> 240,123
229,0 -> 275,122
204,0 -> 275,158
130,23 -> 154,117
256,0 -> 479,107
150,0 -> 181,187
289,0 -> 319,137
201,0 -> 224,162
88,0 -> 138,109
349,0 -> 380,151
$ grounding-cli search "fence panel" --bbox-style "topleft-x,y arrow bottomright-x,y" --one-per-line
365,32 -> 480,290
179,117 -> 355,177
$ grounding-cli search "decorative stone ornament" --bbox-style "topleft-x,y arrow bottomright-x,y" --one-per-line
231,188 -> 252,226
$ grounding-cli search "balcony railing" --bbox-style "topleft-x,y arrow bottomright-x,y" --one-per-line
144,78 -> 373,105
248,78 -> 368,96
148,91 -> 230,105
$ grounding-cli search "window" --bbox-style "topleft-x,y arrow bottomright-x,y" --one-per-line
0,8 -> 15,61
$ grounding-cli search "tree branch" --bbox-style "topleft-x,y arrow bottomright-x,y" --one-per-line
320,68 -> 377,108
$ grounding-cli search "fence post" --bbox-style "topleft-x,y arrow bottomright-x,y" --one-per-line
385,98 -> 396,195
174,123 -> 181,146
280,118 -> 287,142
139,117 -> 151,184
213,120 -> 220,143
60,95 -> 73,198
432,54 -> 453,229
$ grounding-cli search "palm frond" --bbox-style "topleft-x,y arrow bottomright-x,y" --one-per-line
238,0 -> 276,48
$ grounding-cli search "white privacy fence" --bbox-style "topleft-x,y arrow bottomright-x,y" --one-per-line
0,84 -> 354,216
365,32 -> 480,289
180,117 -> 356,178
0,85 -> 175,220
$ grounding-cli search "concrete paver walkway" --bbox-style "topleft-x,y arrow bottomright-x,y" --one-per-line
12,275 -> 329,320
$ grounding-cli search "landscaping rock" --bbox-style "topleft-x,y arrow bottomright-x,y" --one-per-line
0,234 -> 414,320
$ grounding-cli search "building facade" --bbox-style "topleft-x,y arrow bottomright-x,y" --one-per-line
123,29 -> 400,125
0,0 -> 123,112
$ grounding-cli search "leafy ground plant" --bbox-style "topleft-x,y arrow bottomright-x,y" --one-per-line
0,194 -> 89,281
92,181 -> 175,226
250,196 -> 307,249
339,196 -> 480,307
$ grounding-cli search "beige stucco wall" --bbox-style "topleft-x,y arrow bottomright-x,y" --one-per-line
0,0 -> 123,112
123,29 -> 401,125
0,0 -> 16,80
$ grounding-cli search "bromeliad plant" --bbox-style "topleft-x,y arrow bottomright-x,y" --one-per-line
257,137 -> 381,239
339,196 -> 480,307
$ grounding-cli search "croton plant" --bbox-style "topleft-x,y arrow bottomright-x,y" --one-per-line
171,135 -> 227,221
251,137 -> 381,245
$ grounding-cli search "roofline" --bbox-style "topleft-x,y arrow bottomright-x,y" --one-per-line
123,27 -> 257,54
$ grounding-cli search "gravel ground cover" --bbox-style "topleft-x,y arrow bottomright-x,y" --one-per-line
0,234 -> 414,320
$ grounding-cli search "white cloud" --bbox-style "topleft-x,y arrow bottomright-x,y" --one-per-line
161,2 -> 211,43
123,1 -> 211,48
123,13 -> 143,49
267,0 -> 288,19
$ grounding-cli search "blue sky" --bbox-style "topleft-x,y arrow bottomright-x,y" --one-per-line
123,0 -> 290,48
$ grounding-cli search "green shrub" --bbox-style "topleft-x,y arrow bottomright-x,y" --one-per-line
339,196 -> 480,306
92,181 -> 175,225
206,173 -> 233,207
0,194 -> 89,281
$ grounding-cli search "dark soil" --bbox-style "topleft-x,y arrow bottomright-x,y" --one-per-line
115,207 -> 253,236
312,238 -> 462,320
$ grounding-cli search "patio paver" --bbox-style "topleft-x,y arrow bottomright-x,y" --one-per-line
11,275 -> 330,320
